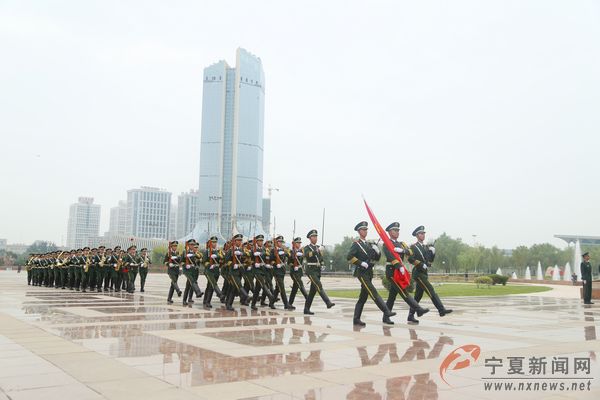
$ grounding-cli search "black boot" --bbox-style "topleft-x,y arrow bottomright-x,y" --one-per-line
430,292 -> 452,316
320,291 -> 335,309
374,294 -> 396,318
407,309 -> 419,324
353,301 -> 366,326
167,287 -> 174,304
383,316 -> 394,325
192,282 -> 203,298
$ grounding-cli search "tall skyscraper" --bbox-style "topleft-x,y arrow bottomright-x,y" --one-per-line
176,190 -> 199,239
126,186 -> 172,239
107,200 -> 128,237
66,197 -> 101,248
196,48 -> 266,239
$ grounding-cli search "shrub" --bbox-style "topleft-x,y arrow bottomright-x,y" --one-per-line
474,276 -> 493,288
381,276 -> 415,293
488,274 -> 509,286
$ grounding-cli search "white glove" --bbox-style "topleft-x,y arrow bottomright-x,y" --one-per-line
394,247 -> 404,253
276,263 -> 282,268
360,261 -> 368,268
266,264 -> 273,269
234,250 -> 242,256
278,250 -> 284,255
170,256 -> 178,260
233,264 -> 239,269
429,246 -> 435,254
423,264 -> 428,270
247,266 -> 252,271
168,263 -> 174,267
399,266 -> 406,274
253,251 -> 261,256
296,252 -> 303,257
210,254 -> 218,259
582,280 -> 586,285
294,267 -> 299,271
185,265 -> 191,269
113,263 -> 117,267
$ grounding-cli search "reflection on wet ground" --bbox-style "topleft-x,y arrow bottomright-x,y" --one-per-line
1,273 -> 600,399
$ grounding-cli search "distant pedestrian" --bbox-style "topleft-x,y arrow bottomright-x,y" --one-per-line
581,252 -> 593,305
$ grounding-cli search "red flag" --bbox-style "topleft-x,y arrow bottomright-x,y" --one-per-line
363,198 -> 411,289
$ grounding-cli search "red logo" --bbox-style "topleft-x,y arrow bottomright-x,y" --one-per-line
439,344 -> 481,386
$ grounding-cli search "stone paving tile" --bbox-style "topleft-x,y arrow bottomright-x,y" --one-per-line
1,272 -> 599,399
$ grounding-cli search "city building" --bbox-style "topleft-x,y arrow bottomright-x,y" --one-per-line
126,187 -> 172,240
5,243 -> 28,255
66,197 -> 101,249
195,48 -> 267,240
176,190 -> 199,239
0,239 -> 6,252
107,200 -> 128,237
169,205 -> 177,241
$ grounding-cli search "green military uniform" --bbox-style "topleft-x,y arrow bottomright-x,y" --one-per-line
582,252 -> 594,305
164,242 -> 183,303
288,237 -> 308,309
96,248 -> 107,292
122,246 -> 140,293
80,248 -> 93,292
347,221 -> 395,326
407,225 -> 452,323
224,234 -> 249,311
182,240 -> 204,305
241,242 -> 255,302
250,235 -> 275,310
272,236 -> 293,310
382,222 -> 430,324
138,249 -> 150,292
203,237 -> 224,308
303,230 -> 335,315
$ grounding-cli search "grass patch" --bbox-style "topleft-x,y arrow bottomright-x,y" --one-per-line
328,283 -> 553,299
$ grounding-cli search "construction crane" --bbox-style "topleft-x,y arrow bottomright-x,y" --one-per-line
267,185 -> 279,198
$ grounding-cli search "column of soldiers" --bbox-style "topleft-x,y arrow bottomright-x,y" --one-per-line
25,245 -> 152,293
163,230 -> 336,314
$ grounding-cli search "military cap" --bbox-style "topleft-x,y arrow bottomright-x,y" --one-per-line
209,236 -> 218,242
140,248 -> 147,252
232,233 -> 243,240
354,221 -> 368,231
254,234 -> 264,240
385,222 -> 400,231
306,229 -> 318,238
169,241 -> 179,246
98,245 -> 105,249
185,239 -> 196,245
412,225 -> 426,237
293,237 -> 302,243
106,248 -> 113,252
275,235 -> 284,242
582,252 -> 590,258
83,246 -> 90,250
114,246 -> 121,250
127,245 -> 136,251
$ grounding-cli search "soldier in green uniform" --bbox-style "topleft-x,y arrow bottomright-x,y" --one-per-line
26,254 -> 35,285
288,237 -> 308,310
164,241 -> 183,303
272,235 -> 293,310
182,239 -> 203,306
582,252 -> 594,305
407,225 -> 453,324
81,248 -> 96,292
250,234 -> 275,310
303,229 -> 335,315
118,249 -> 129,292
74,248 -> 84,291
88,248 -> 98,291
139,248 -> 151,292
95,246 -> 106,292
241,240 -> 255,305
122,245 -> 139,293
382,222 -> 429,325
224,234 -> 250,311
203,236 -> 223,309
260,239 -> 276,306
347,221 -> 396,326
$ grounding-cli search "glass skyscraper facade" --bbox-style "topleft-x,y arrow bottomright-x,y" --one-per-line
197,48 -> 265,239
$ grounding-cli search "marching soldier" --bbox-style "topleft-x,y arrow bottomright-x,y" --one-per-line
582,252 -> 594,305
241,239 -> 255,304
182,239 -> 203,306
382,222 -> 429,325
347,221 -> 396,326
288,237 -> 308,310
272,235 -> 293,310
122,245 -> 139,293
139,248 -> 151,292
224,234 -> 250,311
407,226 -> 453,324
203,236 -> 223,309
250,234 -> 275,310
261,239 -> 276,306
303,229 -> 335,315
74,248 -> 84,291
26,254 -> 34,285
96,246 -> 106,292
103,248 -> 116,291
164,241 -> 183,303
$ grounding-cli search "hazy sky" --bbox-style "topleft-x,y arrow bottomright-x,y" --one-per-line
1,0 -> 599,249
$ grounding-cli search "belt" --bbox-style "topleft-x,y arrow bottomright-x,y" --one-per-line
306,263 -> 320,266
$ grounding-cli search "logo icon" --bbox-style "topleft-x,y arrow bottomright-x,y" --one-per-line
439,344 -> 481,386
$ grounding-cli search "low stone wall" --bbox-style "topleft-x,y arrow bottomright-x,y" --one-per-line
509,278 -> 581,286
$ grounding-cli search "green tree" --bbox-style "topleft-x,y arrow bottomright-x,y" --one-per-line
152,245 -> 167,265
433,233 -> 469,272
330,236 -> 356,272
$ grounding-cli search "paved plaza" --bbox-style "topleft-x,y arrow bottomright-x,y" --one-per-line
0,271 -> 599,400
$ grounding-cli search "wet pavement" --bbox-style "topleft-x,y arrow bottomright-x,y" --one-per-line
0,272 -> 599,399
